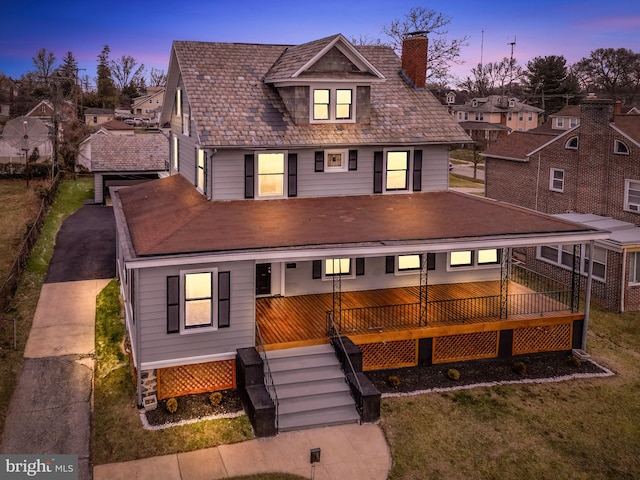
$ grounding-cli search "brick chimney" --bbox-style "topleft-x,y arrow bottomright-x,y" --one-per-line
402,33 -> 428,88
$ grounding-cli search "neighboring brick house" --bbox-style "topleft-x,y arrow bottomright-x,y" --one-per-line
111,33 -> 605,435
483,99 -> 640,312
450,95 -> 543,145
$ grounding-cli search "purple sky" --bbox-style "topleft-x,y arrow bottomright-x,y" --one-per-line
2,0 -> 639,87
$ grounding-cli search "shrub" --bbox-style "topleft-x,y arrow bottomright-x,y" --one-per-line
447,369 -> 460,381
512,362 -> 527,375
569,355 -> 582,367
209,391 -> 223,406
387,375 -> 401,388
165,397 -> 178,414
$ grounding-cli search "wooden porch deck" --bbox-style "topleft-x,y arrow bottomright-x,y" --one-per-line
256,281 -> 580,349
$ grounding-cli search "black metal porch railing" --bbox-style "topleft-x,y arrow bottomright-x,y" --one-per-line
330,265 -> 577,335
255,321 -> 279,429
326,311 -> 365,417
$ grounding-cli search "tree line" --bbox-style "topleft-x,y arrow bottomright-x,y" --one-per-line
1,45 -> 167,118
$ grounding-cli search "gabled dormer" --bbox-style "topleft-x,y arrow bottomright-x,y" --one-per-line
264,34 -> 385,125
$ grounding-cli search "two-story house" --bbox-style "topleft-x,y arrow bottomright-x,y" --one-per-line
483,99 -> 640,313
111,34 -> 606,435
131,86 -> 165,125
451,95 -> 543,145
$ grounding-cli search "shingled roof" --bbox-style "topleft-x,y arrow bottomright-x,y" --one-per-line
116,174 -> 601,257
481,131 -> 558,161
165,36 -> 470,148
90,134 -> 168,172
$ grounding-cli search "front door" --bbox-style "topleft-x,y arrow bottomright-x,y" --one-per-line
256,263 -> 271,296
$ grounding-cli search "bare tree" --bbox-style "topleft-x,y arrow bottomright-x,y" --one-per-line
110,55 -> 146,91
573,48 -> 640,100
381,6 -> 469,83
148,67 -> 167,87
32,48 -> 57,80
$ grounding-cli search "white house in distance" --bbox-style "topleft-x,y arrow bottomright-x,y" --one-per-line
111,33 -> 606,435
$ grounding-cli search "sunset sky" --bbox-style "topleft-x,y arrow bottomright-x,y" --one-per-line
2,0 -> 639,86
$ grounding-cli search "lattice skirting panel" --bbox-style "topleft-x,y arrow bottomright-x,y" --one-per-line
512,323 -> 572,355
157,359 -> 236,400
432,331 -> 499,364
360,339 -> 418,371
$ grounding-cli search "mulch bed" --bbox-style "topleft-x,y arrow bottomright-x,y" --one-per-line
143,352 -> 612,427
365,351 -> 612,395
144,389 -> 243,427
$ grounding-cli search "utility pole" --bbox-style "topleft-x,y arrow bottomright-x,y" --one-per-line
508,36 -> 517,88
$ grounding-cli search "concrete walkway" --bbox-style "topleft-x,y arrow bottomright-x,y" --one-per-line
94,423 -> 391,480
0,279 -> 110,480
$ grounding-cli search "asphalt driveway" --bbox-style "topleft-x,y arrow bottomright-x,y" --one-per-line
45,204 -> 116,283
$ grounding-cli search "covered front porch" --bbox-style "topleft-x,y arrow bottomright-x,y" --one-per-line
256,264 -> 584,368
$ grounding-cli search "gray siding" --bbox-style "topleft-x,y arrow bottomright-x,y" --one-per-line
211,145 -> 450,200
170,81 -> 199,188
284,255 -> 501,296
136,261 -> 254,366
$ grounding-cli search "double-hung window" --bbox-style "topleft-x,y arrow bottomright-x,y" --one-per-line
550,168 -> 564,192
386,151 -> 409,191
258,153 -> 285,197
167,269 -> 231,334
625,180 -> 640,213
311,87 -> 354,123
537,244 -> 606,281
196,148 -> 206,193
629,252 -> 640,285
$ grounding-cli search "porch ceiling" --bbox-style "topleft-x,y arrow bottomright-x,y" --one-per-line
116,174 -> 606,257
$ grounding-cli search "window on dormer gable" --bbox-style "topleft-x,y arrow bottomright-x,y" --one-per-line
175,89 -> 182,117
472,99 -> 478,107
509,99 -> 515,108
311,87 -> 354,123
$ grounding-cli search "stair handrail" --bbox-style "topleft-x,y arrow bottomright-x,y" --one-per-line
255,321 -> 279,429
327,311 -> 364,415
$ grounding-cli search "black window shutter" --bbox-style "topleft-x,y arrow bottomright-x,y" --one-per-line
167,276 -> 180,334
218,271 -> 231,328
348,150 -> 358,171
413,150 -> 422,192
312,260 -> 322,279
315,151 -> 324,172
356,257 -> 365,276
374,151 -> 384,193
385,256 -> 395,274
427,253 -> 436,271
288,153 -> 298,197
244,154 -> 254,199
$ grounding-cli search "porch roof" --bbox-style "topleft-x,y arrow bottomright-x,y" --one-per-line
115,174 -> 607,259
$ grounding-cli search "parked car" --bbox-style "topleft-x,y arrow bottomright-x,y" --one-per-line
123,119 -> 136,126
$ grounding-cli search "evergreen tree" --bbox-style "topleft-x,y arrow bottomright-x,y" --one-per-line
95,45 -> 116,108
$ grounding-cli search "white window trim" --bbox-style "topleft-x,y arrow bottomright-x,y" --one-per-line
556,118 -> 564,128
565,137 -> 578,150
629,252 -> 640,286
196,148 -> 206,193
172,135 -> 179,171
536,244 -> 606,282
624,179 -> 640,213
549,168 -> 564,193
309,85 -> 356,124
446,249 -> 501,271
175,89 -> 182,117
614,140 -> 629,155
324,149 -> 349,172
256,151 -> 288,199
180,268 -> 218,335
383,148 -> 413,193
321,258 -> 355,280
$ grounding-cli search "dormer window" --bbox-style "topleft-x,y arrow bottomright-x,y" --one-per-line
311,87 -> 354,123
509,99 -> 515,108
614,140 -> 629,155
472,99 -> 478,107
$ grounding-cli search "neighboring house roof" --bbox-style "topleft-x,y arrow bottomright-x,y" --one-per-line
549,105 -> 581,118
611,115 -> 640,144
554,213 -> 640,249
89,134 -> 168,172
452,95 -> 544,114
117,174 -> 600,257
163,37 -> 470,147
100,119 -> 135,132
481,131 -> 558,161
459,121 -> 511,132
84,108 -> 114,115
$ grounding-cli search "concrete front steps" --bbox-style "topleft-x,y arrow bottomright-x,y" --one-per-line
265,344 -> 360,432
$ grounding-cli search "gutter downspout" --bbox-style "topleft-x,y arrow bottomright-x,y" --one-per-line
134,268 -> 143,408
534,153 -> 541,211
620,249 -> 627,313
582,240 -> 594,350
